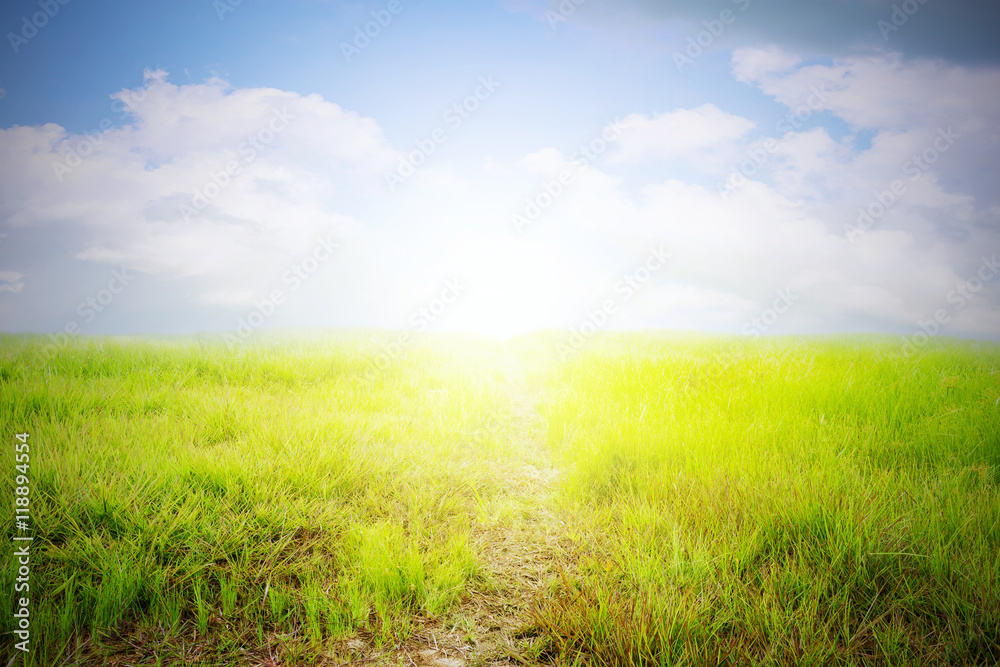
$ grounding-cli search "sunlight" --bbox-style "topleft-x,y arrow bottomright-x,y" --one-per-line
440,236 -> 576,340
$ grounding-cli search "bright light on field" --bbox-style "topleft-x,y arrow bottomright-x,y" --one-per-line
439,236 -> 577,340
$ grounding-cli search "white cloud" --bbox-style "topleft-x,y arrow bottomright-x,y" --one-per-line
191,288 -> 258,307
733,48 -> 1000,132
0,271 -> 24,293
0,71 -> 396,306
729,49 -> 996,249
2,54 -> 998,340
500,50 -> 1000,337
622,283 -> 759,330
731,46 -> 803,84
612,104 -> 755,166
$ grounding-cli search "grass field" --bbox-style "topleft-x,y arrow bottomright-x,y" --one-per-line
1,331 -> 998,666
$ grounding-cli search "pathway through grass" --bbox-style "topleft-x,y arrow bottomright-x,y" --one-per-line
3,332 -> 997,666
0,334 -> 571,666
374,342 -> 571,667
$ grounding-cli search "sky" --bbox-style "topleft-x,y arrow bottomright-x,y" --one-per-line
1,0 -> 999,343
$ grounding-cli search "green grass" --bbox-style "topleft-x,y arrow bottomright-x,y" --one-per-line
532,333 -> 1000,666
1,331 -> 998,665
0,332 -> 534,664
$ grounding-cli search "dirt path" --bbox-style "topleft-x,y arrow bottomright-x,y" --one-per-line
377,346 -> 568,667
463,348 -> 566,665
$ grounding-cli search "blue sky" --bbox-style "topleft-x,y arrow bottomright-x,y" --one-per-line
1,0 -> 999,342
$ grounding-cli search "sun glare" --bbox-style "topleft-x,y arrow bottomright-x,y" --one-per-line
439,236 -> 576,340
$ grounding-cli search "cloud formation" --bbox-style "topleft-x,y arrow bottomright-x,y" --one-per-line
1,48 -> 997,339
502,48 -> 1000,336
0,69 -> 397,305
613,104 -> 755,165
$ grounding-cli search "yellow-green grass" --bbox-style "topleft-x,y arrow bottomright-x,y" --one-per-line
0,331 -> 540,664
0,330 -> 998,666
532,333 -> 1000,666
